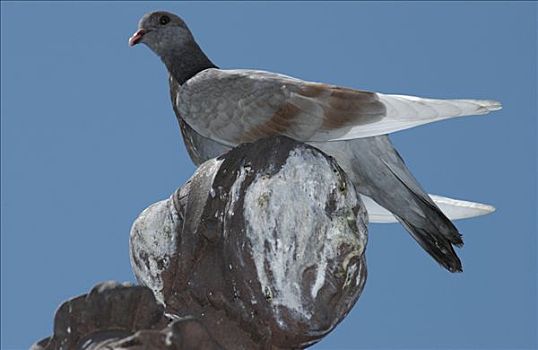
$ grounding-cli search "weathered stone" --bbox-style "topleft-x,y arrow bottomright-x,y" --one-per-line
130,136 -> 368,348
95,317 -> 223,350
30,282 -> 169,350
34,136 -> 369,349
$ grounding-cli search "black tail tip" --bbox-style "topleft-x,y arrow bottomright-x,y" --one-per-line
445,260 -> 463,273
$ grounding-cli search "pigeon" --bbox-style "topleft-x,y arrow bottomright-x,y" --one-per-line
129,11 -> 500,272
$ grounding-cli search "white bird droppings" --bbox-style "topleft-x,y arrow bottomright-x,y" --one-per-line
241,148 -> 366,324
129,197 -> 180,304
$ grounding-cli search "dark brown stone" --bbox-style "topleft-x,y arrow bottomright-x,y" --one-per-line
34,136 -> 368,350
132,136 -> 368,348
31,282 -> 169,350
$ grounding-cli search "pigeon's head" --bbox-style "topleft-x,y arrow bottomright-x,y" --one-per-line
129,11 -> 215,84
129,11 -> 192,56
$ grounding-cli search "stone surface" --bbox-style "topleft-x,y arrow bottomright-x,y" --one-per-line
34,136 -> 369,349
130,136 -> 369,348
31,282 -> 225,350
129,196 -> 182,304
30,282 -> 170,350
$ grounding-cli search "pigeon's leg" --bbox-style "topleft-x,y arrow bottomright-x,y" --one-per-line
311,136 -> 463,273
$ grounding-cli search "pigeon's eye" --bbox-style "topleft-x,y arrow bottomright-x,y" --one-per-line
159,15 -> 170,25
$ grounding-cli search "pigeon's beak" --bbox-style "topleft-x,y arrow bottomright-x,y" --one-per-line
129,29 -> 146,47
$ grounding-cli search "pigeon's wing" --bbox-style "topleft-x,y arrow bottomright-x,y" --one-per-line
178,69 -> 501,145
362,194 -> 495,223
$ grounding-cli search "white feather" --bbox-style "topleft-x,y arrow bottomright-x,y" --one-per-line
362,194 -> 495,223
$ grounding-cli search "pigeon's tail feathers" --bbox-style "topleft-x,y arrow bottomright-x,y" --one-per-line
314,135 -> 465,272
382,159 -> 464,247
428,195 -> 495,221
363,194 -> 496,223
397,218 -> 463,273
382,157 -> 464,272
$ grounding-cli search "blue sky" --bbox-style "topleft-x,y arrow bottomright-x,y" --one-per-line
1,2 -> 536,349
